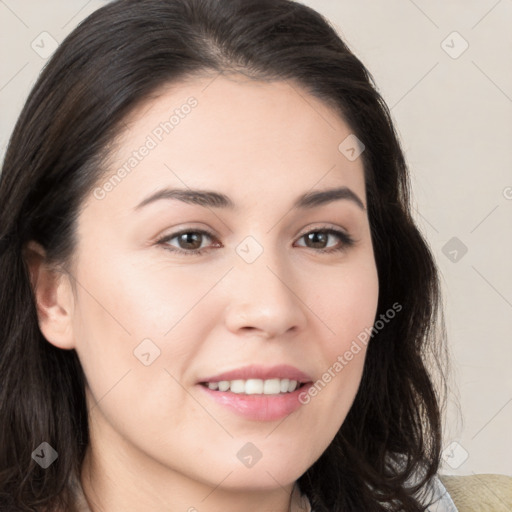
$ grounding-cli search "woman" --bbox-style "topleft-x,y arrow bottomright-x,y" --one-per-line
0,0 -> 456,510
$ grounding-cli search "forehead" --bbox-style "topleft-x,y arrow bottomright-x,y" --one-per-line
89,74 -> 366,213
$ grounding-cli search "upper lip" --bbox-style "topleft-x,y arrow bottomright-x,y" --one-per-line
198,364 -> 313,384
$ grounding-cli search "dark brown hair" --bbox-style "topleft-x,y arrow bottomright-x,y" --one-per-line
0,0 -> 448,510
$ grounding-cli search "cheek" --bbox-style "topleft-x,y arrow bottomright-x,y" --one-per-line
314,256 -> 379,353
70,249 -> 229,422
301,255 -> 379,414
73,249 -> 213,346
71,265 -> 201,447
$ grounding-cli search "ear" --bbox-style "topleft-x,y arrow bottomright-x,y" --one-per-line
23,241 -> 76,350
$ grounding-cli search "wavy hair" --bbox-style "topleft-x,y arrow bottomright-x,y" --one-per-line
0,0 -> 448,510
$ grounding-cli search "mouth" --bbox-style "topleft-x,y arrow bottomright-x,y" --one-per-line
196,365 -> 314,421
199,378 -> 310,395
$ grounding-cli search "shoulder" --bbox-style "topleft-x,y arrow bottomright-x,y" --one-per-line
388,454 -> 458,511
420,474 -> 459,511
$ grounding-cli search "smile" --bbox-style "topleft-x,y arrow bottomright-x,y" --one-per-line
200,378 -> 306,395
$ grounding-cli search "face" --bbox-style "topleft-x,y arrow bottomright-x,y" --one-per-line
50,75 -> 378,494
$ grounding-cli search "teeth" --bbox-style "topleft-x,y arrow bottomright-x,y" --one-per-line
204,378 -> 300,395
230,380 -> 245,393
218,380 -> 230,392
263,378 -> 280,394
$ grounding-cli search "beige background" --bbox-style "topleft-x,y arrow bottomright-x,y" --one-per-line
1,0 -> 511,477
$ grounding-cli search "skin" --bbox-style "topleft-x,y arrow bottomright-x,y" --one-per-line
27,74 -> 379,512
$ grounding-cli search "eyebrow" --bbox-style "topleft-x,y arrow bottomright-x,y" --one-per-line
134,186 -> 365,211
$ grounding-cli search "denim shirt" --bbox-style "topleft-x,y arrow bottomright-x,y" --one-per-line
420,475 -> 458,511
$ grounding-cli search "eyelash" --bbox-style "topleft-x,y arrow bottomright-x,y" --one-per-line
156,225 -> 355,257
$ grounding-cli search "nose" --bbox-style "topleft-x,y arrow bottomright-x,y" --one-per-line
223,248 -> 308,339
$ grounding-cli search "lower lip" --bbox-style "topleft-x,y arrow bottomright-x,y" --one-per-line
197,383 -> 313,421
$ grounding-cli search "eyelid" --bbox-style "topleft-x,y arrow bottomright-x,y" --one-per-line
296,223 -> 350,238
156,227 -> 217,245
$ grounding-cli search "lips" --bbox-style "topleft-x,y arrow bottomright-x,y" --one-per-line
196,364 -> 314,421
198,364 -> 313,384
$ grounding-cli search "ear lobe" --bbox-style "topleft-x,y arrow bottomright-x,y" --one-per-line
23,240 -> 76,350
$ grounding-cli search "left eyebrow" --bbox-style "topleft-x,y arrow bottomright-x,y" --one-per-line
293,186 -> 365,210
134,185 -> 366,212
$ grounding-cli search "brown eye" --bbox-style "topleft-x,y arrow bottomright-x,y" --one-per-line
304,231 -> 329,249
295,228 -> 355,253
157,229 -> 217,256
175,232 -> 205,250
